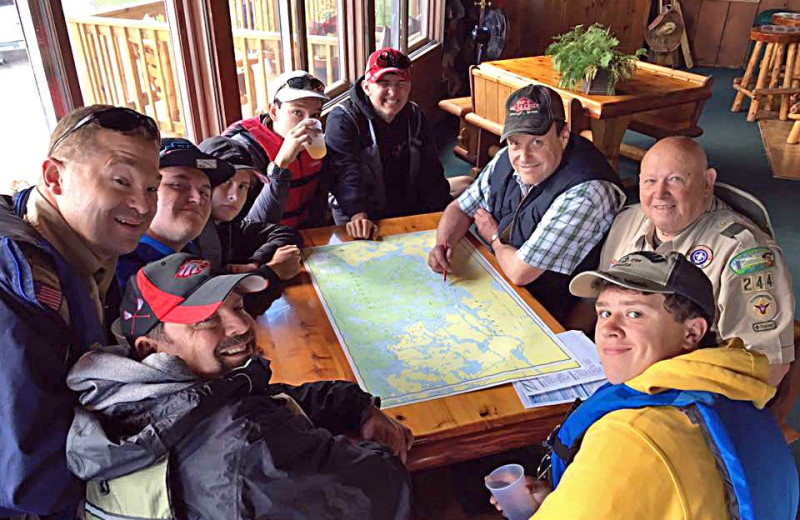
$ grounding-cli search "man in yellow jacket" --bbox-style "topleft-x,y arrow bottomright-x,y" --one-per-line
496,251 -> 798,519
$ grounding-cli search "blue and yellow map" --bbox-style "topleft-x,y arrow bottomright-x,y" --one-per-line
303,231 -> 578,408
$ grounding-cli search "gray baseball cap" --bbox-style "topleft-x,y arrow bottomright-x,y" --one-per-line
569,251 -> 715,323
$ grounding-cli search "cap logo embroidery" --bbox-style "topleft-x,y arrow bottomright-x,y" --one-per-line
175,259 -> 211,279
196,159 -> 217,169
123,297 -> 152,333
510,97 -> 540,115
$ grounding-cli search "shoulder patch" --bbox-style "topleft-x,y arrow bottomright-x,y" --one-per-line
729,247 -> 775,275
35,282 -> 63,311
687,246 -> 713,269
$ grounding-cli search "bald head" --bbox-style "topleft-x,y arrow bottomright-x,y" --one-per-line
639,137 -> 717,241
642,137 -> 709,177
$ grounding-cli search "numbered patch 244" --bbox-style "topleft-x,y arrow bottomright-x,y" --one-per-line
741,272 -> 773,294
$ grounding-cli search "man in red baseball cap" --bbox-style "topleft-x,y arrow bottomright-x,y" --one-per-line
325,48 -> 471,239
66,252 -> 413,520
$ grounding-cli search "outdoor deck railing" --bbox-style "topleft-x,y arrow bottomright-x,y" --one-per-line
67,2 -> 340,133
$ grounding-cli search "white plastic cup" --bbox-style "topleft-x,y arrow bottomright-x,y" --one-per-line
304,118 -> 327,159
485,463 -> 537,520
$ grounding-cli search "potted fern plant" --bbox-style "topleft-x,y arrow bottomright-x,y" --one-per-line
546,24 -> 646,95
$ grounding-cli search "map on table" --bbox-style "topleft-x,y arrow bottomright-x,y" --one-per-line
302,230 -> 579,408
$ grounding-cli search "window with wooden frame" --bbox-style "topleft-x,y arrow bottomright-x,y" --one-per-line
24,0 -> 444,142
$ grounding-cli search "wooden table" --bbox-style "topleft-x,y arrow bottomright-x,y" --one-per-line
256,213 -> 570,473
469,56 -> 713,170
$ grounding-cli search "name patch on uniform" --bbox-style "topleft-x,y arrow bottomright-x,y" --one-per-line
729,247 -> 774,275
35,282 -> 62,311
748,293 -> 777,321
687,246 -> 713,268
753,320 -> 778,332
741,272 -> 774,294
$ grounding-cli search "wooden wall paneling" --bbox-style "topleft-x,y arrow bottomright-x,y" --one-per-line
757,0 -> 790,12
692,1 -> 730,65
789,0 -> 800,11
409,44 -> 444,121
680,0 -> 703,49
716,2 -> 760,68
493,0 -> 649,59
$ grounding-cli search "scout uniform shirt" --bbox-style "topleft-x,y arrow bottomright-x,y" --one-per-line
600,196 -> 795,365
22,188 -> 117,327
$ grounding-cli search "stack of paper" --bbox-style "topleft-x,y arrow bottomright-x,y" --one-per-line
514,330 -> 607,408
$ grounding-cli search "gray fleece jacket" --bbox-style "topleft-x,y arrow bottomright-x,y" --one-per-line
66,346 -> 411,520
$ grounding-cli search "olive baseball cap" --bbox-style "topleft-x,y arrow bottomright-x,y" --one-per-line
569,251 -> 715,324
500,84 -> 566,142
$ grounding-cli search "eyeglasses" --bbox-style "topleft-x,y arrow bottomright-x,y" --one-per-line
376,50 -> 411,69
276,75 -> 326,97
49,107 -> 160,156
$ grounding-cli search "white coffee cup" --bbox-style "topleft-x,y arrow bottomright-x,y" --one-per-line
304,118 -> 327,160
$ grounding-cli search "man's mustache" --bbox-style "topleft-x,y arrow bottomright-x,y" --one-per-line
215,330 -> 255,354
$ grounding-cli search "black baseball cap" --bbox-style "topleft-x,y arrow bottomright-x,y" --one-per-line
120,253 -> 268,344
159,138 -> 236,188
500,84 -> 566,142
569,251 -> 715,325
198,136 -> 256,171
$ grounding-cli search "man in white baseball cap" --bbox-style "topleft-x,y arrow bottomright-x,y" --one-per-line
223,71 -> 331,228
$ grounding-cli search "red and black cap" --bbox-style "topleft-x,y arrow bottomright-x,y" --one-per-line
365,48 -> 412,83
500,84 -> 566,142
120,253 -> 268,344
160,138 -> 236,188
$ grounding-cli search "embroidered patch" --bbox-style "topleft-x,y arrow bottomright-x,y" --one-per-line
175,259 -> 211,279
741,272 -> 774,294
195,158 -> 217,169
748,293 -> 777,320
123,297 -> 151,334
753,320 -> 778,332
509,97 -> 541,115
687,246 -> 713,268
729,247 -> 775,275
35,282 -> 62,311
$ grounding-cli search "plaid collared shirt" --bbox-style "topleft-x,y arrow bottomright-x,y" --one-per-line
457,147 -> 624,275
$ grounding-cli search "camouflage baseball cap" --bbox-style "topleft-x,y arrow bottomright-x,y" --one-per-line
569,251 -> 715,323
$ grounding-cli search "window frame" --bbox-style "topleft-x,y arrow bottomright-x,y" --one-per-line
30,0 -> 444,137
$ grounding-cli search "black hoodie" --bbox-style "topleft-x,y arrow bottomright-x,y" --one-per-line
325,77 -> 451,219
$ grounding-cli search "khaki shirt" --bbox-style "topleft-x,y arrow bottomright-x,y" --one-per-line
600,197 -> 795,364
22,188 -> 117,325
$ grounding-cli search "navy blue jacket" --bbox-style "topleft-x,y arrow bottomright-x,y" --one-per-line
0,194 -> 105,516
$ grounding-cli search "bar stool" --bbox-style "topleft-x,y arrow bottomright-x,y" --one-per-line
772,12 -> 800,28
788,102 -> 800,144
732,25 -> 800,121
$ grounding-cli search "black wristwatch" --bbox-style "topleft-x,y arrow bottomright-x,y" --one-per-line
267,162 -> 291,179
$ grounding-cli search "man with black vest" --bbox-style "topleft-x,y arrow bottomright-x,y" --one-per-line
427,85 -> 625,322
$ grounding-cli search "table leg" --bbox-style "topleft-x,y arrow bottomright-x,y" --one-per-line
589,116 -> 632,172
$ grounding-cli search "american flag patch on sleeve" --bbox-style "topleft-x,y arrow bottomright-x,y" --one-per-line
35,282 -> 63,311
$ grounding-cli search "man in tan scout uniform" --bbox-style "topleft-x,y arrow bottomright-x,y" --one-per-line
599,137 -> 797,416
0,105 -> 161,516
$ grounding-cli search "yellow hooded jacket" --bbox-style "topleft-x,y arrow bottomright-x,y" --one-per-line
533,340 -> 777,520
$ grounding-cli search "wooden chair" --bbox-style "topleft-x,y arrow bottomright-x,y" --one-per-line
732,25 -> 800,121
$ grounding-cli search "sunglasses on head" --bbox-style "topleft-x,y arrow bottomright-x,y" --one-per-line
376,51 -> 411,69
278,75 -> 326,95
49,107 -> 160,156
